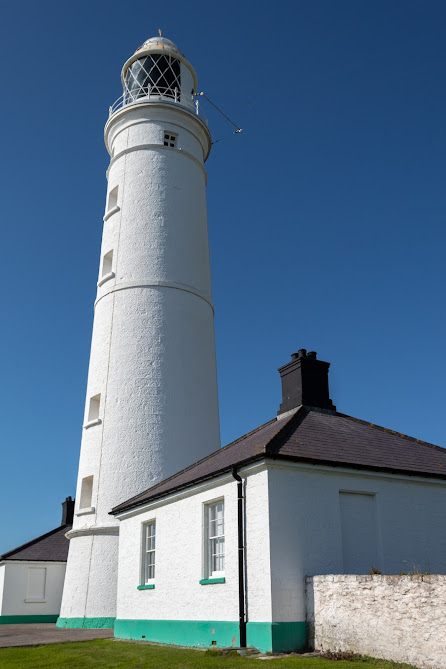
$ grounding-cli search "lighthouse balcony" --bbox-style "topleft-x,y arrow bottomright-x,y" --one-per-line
109,86 -> 207,124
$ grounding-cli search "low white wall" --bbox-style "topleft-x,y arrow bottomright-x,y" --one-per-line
1,562 -> 66,616
306,574 -> 446,669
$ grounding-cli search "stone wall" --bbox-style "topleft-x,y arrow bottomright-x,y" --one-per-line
306,575 -> 446,669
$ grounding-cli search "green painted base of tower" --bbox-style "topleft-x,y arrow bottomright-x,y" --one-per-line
56,617 -> 116,629
114,619 -> 307,653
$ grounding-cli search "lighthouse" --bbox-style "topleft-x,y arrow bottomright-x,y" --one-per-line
58,36 -> 221,628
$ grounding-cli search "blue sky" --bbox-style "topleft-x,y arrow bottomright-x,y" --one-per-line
1,0 -> 445,552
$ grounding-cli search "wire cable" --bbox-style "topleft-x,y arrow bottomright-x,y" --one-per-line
198,92 -> 243,134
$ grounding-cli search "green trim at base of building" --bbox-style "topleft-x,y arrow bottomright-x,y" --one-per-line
247,621 -> 307,653
0,615 -> 59,624
114,619 -> 307,653
114,619 -> 239,649
56,617 -> 116,629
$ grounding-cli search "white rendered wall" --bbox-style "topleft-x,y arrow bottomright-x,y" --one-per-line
0,565 -> 5,614
117,477 -> 239,623
267,463 -> 446,623
244,468 -> 273,623
0,562 -> 66,616
60,98 -> 220,623
116,468 -> 272,625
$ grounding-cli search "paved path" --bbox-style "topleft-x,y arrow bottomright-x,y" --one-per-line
0,623 -> 114,648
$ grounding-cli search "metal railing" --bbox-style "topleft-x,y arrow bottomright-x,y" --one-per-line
108,86 -> 206,123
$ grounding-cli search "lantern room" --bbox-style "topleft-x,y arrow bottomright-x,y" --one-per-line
119,36 -> 198,111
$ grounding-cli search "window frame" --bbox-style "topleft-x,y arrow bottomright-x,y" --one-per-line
204,499 -> 225,579
141,520 -> 156,585
163,132 -> 177,148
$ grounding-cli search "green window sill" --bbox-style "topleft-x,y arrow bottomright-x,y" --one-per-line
137,584 -> 155,590
199,577 -> 226,585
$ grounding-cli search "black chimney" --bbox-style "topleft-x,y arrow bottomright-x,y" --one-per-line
61,496 -> 75,526
277,349 -> 336,415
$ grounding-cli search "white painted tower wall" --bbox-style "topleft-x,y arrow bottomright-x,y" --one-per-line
59,38 -> 220,626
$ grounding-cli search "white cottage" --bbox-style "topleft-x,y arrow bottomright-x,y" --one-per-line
0,498 -> 74,624
111,350 -> 446,653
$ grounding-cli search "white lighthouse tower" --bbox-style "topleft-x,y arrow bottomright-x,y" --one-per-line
58,36 -> 221,628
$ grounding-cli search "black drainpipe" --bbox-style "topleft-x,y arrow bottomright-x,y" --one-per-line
232,467 -> 246,649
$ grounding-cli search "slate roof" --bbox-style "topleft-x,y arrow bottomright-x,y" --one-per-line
0,524 -> 71,562
111,406 -> 446,515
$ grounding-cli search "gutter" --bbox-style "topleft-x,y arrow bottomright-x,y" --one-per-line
232,467 -> 246,649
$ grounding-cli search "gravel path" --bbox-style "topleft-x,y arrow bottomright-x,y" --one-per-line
0,623 -> 113,647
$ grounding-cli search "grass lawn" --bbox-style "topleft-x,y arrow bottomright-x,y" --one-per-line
0,640 -> 417,669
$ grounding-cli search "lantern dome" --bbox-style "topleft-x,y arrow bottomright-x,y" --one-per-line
135,36 -> 184,58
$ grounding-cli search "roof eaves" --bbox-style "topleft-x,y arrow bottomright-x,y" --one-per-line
269,452 -> 446,481
111,453 -> 267,516
1,558 -> 70,563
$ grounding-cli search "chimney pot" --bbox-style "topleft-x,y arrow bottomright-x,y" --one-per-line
61,496 -> 75,526
297,349 -> 307,358
307,351 -> 317,359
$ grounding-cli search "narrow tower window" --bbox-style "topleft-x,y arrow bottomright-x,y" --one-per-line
80,476 -> 94,509
164,132 -> 177,148
102,250 -> 113,276
97,250 -> 115,288
107,186 -> 118,211
88,394 -> 101,422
